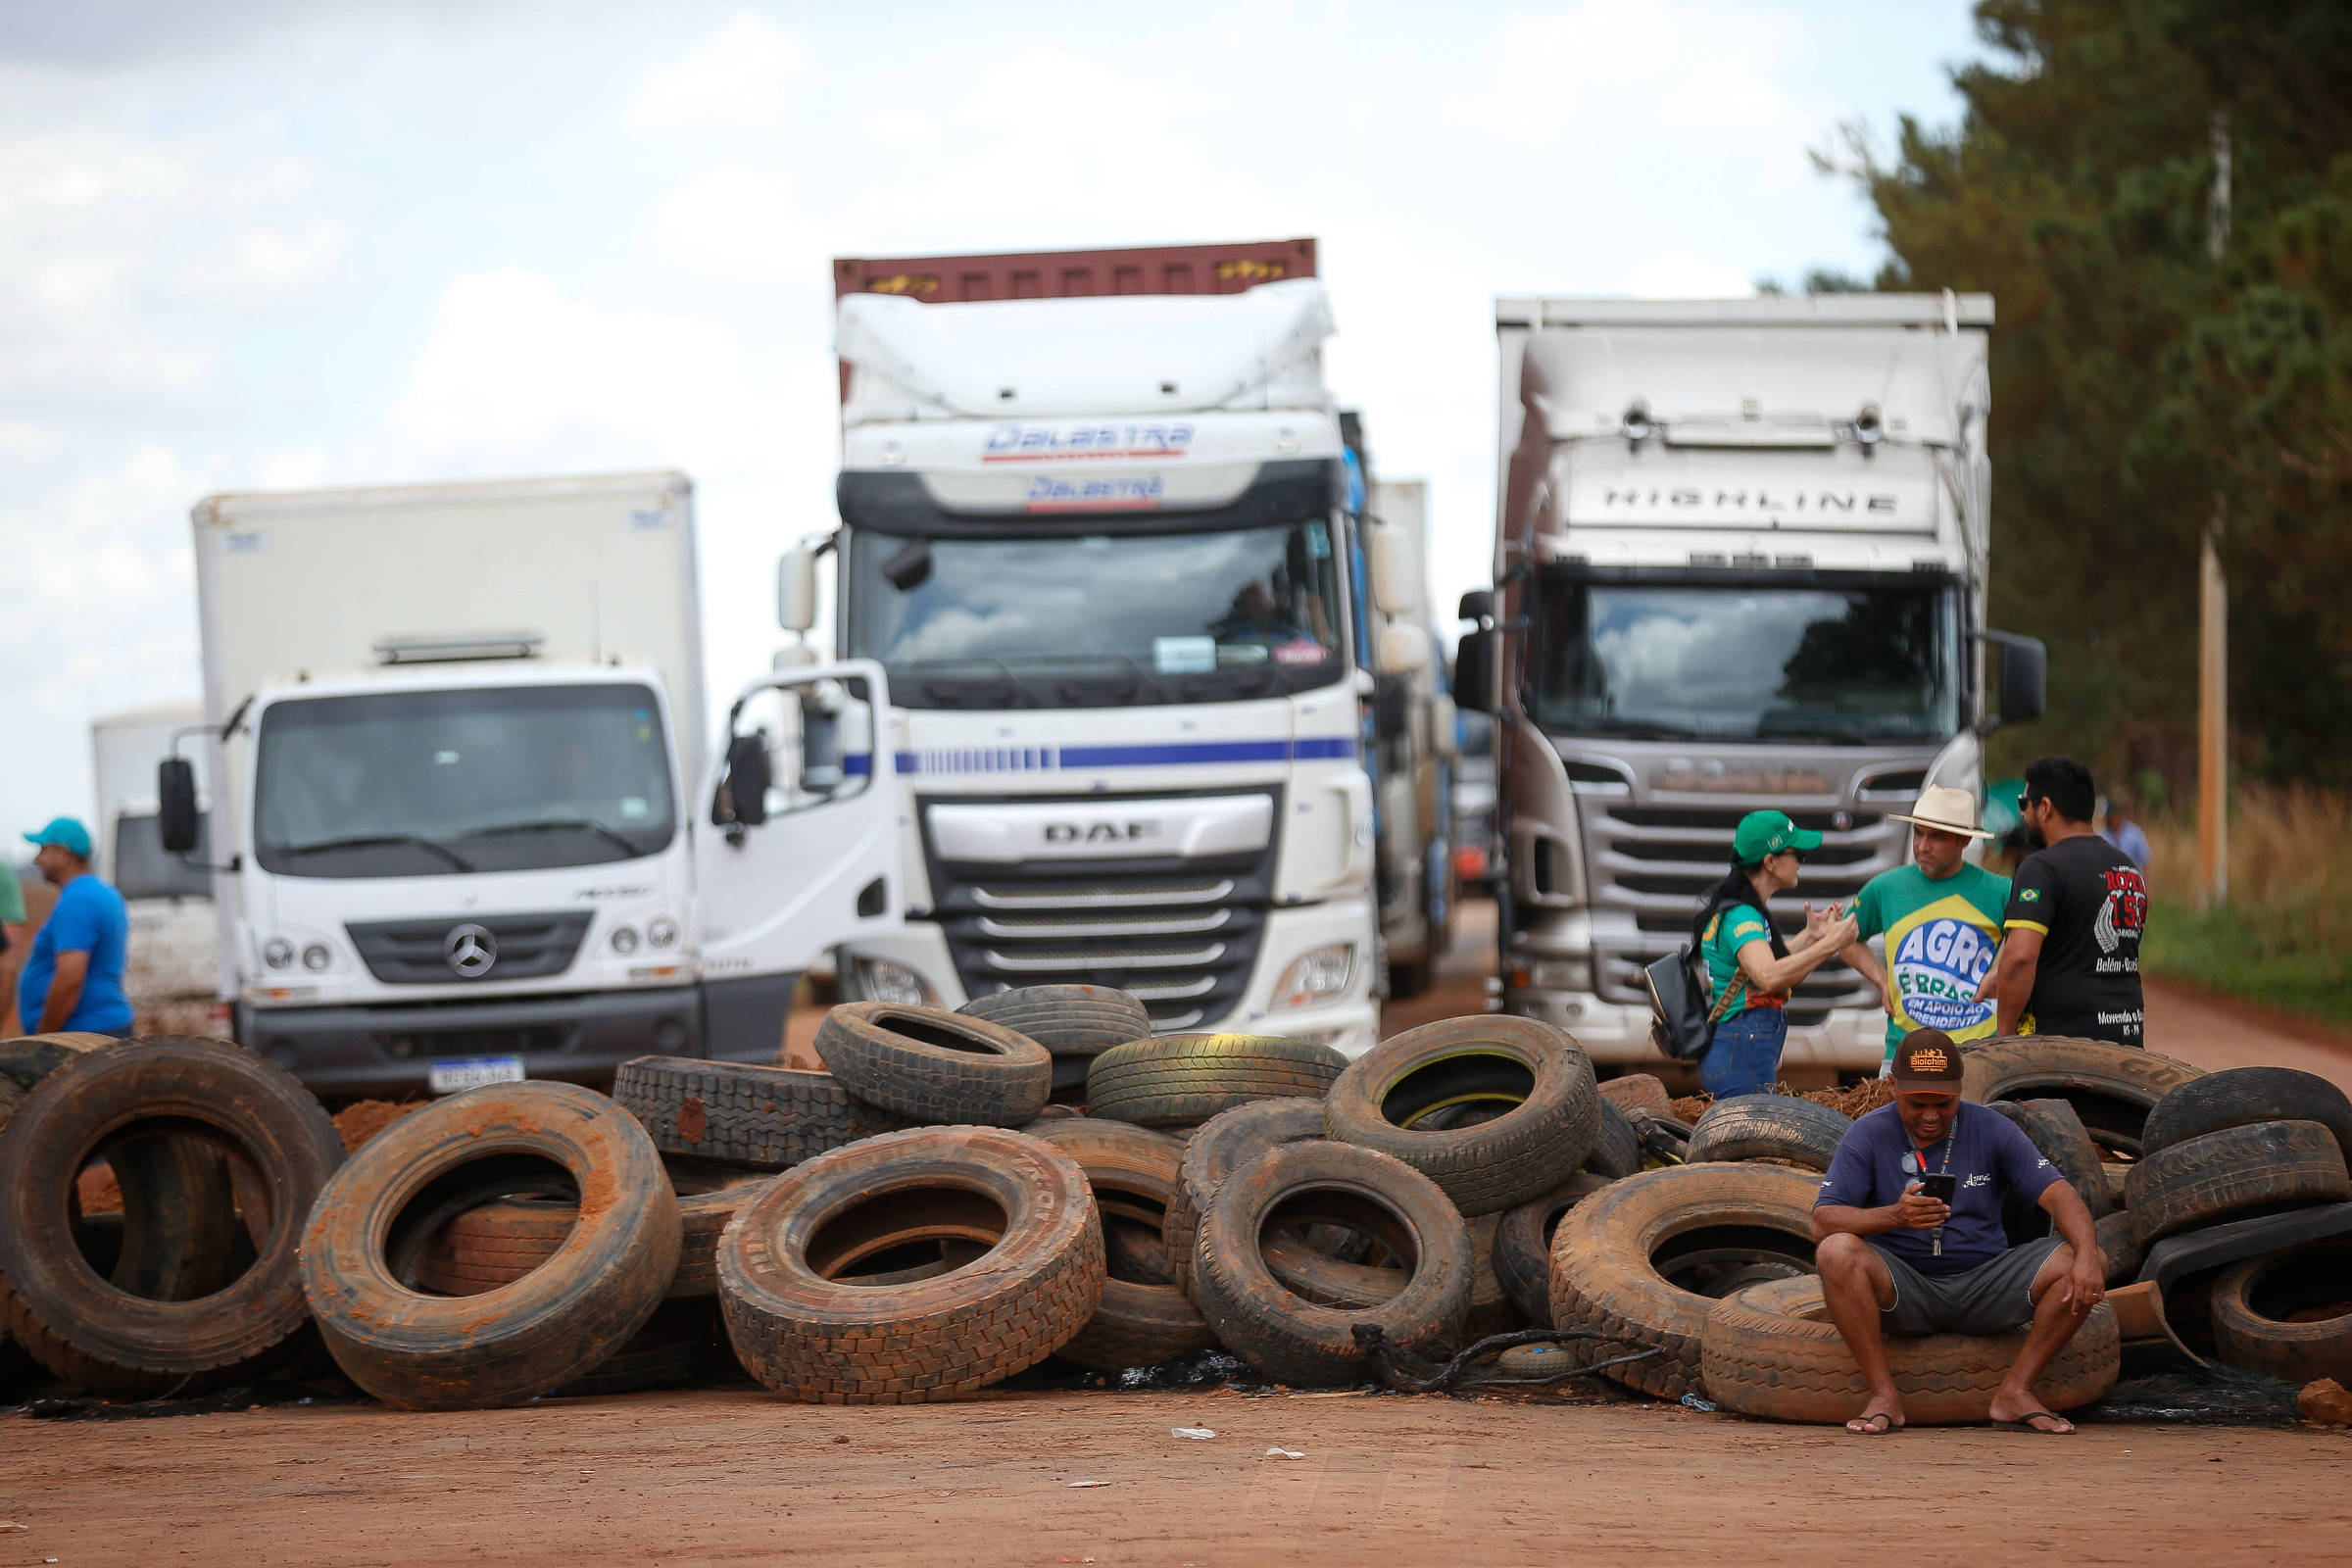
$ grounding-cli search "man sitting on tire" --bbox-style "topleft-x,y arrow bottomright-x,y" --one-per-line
1810,1030 -> 2106,1435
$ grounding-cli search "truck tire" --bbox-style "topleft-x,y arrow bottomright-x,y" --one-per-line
555,1300 -> 724,1397
1104,1215 -> 1175,1287
1685,1095 -> 1851,1173
1988,1099 -> 2115,1220
1585,1099 -> 1643,1180
1088,1034 -> 1347,1130
1464,1211 -> 1523,1339
2209,1238 -> 2352,1385
1548,1162 -> 1821,1399
1493,1174 -> 1613,1325
956,986 -> 1150,1058
2095,1209 -> 2143,1286
1322,1016 -> 1598,1214
1260,1227 -> 1406,1308
0,1032 -> 117,1092
2143,1068 -> 2352,1169
613,1056 -> 913,1170
1164,1098 -> 1327,1297
1960,1037 -> 2206,1157
1021,1119 -> 1216,1371
813,1004 -> 1052,1126
716,1126 -> 1103,1401
301,1082 -> 680,1410
2125,1120 -> 2352,1248
0,1037 -> 343,1396
1699,1275 -> 2120,1424
1191,1141 -> 1470,1387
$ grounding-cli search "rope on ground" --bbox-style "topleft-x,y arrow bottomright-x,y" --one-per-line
1348,1324 -> 1661,1393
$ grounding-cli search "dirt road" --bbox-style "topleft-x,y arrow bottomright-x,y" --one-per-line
8,1386 -> 2345,1567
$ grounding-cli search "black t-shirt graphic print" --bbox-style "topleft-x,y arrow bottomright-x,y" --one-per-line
2003,834 -> 2148,1045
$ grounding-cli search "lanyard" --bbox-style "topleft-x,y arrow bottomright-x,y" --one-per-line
1908,1130 -> 1954,1257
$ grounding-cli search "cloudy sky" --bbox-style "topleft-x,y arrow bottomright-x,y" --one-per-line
0,0 -> 1979,842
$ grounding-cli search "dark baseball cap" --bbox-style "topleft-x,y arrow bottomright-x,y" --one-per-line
1889,1029 -> 1964,1093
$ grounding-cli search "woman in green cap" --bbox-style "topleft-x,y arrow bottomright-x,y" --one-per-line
1691,809 -> 1859,1097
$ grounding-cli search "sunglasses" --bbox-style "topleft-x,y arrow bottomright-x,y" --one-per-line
2016,795 -> 2040,814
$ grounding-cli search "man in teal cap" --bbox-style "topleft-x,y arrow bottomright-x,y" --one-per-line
1692,809 -> 1858,1097
16,816 -> 134,1037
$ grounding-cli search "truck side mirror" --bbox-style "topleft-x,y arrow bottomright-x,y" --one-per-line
777,547 -> 818,633
158,759 -> 200,855
1453,629 -> 1494,714
1973,630 -> 2046,731
1368,529 -> 1421,617
721,734 -> 772,827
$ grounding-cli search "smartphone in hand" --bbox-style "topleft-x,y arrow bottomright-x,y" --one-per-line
1917,1173 -> 1958,1202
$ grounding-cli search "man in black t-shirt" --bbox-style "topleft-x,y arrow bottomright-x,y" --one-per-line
1975,757 -> 2148,1045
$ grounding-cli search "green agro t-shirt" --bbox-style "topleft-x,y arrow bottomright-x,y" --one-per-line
1702,903 -> 1785,1021
1851,862 -> 2010,1055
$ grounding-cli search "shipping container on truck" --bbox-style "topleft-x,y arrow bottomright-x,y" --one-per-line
761,240 -> 1409,1054
1455,294 -> 2046,1080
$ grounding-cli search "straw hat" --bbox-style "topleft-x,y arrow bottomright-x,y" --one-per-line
1888,784 -> 1993,840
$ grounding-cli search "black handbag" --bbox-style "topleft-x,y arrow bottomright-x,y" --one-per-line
1644,914 -> 1749,1062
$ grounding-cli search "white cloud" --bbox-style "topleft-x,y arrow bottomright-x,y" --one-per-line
1619,250 -> 1757,298
624,11 -> 814,134
646,166 -> 806,282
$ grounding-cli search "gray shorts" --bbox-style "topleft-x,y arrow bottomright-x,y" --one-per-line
1871,1236 -> 2062,1337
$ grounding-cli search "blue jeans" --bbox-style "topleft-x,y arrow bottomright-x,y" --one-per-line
1701,1007 -> 1788,1099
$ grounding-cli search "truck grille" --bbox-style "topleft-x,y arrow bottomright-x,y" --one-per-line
1584,803 -> 1894,1027
923,792 -> 1276,1033
344,911 -> 592,985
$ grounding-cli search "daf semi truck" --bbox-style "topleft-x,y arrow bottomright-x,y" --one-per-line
1456,294 -> 2044,1078
775,241 -> 1399,1054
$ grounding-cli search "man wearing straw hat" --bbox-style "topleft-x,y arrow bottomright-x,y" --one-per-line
1837,786 -> 2010,1076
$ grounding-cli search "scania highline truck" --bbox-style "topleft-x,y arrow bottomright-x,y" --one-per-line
771,241 -> 1408,1054
1455,294 -> 2044,1079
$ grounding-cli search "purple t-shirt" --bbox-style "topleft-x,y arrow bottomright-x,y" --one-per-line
1815,1102 -> 2062,1275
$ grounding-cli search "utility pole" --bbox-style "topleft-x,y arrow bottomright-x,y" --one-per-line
2198,111 -> 2230,907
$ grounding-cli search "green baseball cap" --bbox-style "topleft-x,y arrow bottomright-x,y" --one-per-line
1733,809 -> 1822,863
24,815 -> 93,858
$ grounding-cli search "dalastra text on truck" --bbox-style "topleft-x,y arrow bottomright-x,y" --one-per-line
1454,294 -> 2046,1077
752,240 -> 1442,1056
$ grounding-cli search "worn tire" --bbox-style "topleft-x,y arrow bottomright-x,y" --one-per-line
1548,1162 -> 1821,1399
1023,1119 -> 1216,1371
1493,1174 -> 1613,1326
2095,1209 -> 2143,1286
2208,1238 -> 2352,1385
1191,1140 -> 1470,1386
1699,1275 -> 2119,1424
2143,1068 -> 2352,1169
716,1125 -> 1103,1401
1585,1098 -> 1642,1179
1088,1034 -> 1346,1130
2125,1120 -> 2352,1247
957,986 -> 1150,1058
1323,1016 -> 1598,1215
1261,1227 -> 1406,1307
0,1037 -> 342,1396
1686,1095 -> 1851,1173
1961,1037 -> 2205,1157
813,1004 -> 1052,1126
1104,1217 -> 1175,1287
613,1056 -> 913,1170
1988,1099 -> 2115,1220
301,1082 -> 680,1410
1464,1211 -> 1523,1339
555,1299 -> 723,1396
0,1031 -> 117,1091
1164,1098 -> 1328,1298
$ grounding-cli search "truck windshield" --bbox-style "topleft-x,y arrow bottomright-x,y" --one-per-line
1526,576 -> 1959,742
846,520 -> 1346,709
254,684 -> 676,878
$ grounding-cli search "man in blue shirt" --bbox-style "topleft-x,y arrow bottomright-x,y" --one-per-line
17,817 -> 134,1037
1811,1029 -> 2105,1435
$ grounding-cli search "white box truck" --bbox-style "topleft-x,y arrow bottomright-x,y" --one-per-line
775,242 -> 1402,1054
165,471 -> 883,1098
1456,294 -> 2044,1077
91,704 -> 218,1031
1362,477 -> 1459,997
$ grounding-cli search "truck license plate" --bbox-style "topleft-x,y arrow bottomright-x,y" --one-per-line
427,1055 -> 527,1095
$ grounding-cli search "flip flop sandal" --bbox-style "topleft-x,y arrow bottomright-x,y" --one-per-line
1998,1412 -> 2075,1435
1845,1412 -> 1902,1435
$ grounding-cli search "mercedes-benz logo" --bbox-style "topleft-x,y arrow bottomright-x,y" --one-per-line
445,923 -> 498,978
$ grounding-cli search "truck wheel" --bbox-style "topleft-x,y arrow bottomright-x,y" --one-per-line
2125,1120 -> 2352,1248
1260,1227 -> 1406,1307
1548,1163 -> 1821,1399
2142,1067 -> 2352,1169
1020,1118 -> 1217,1370
715,1126 -> 1103,1401
613,1056 -> 915,1171
1087,1034 -> 1347,1131
0,1037 -> 342,1396
301,1082 -> 681,1410
813,1003 -> 1052,1126
1192,1141 -> 1470,1386
1988,1099 -> 2115,1219
1960,1037 -> 2206,1157
1164,1099 -> 1327,1296
555,1300 -> 724,1397
1323,1016 -> 1598,1215
957,986 -> 1150,1057
1492,1174 -> 1613,1325
1685,1094 -> 1850,1173
1699,1275 -> 2118,1424
2209,1238 -> 2352,1385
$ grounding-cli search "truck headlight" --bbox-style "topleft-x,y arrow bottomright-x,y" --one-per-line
1273,944 -> 1354,1011
648,917 -> 679,950
262,937 -> 294,969
301,944 -> 331,972
611,925 -> 640,955
851,956 -> 934,1006
1508,956 -> 1592,993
